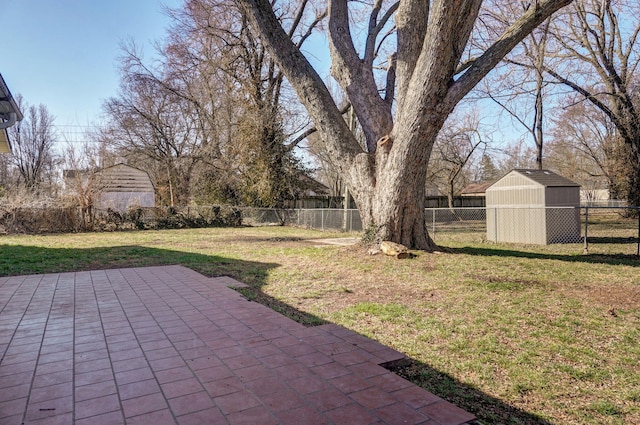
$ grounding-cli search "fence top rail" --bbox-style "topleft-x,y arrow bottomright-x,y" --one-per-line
580,205 -> 638,209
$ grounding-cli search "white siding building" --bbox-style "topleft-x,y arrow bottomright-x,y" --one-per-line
94,164 -> 155,211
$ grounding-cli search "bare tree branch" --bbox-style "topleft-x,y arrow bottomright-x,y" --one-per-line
446,0 -> 572,107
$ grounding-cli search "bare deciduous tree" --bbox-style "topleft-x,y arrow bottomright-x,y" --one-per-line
7,95 -> 58,192
479,3 -> 555,170
427,112 -> 486,209
546,99 -> 625,196
60,139 -> 111,226
101,60 -> 207,206
497,139 -> 538,172
111,0 -> 319,208
545,0 -> 640,205
236,0 -> 573,249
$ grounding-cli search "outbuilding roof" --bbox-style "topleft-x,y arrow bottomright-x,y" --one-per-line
98,163 -> 155,192
64,163 -> 155,192
498,169 -> 580,188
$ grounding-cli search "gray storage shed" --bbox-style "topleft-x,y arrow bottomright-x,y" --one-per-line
486,169 -> 581,244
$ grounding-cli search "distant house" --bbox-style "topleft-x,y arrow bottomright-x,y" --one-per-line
0,73 -> 23,153
297,174 -> 331,198
579,188 -> 626,206
461,181 -> 494,198
0,126 -> 11,154
456,181 -> 495,207
65,163 -> 155,212
291,174 -> 335,208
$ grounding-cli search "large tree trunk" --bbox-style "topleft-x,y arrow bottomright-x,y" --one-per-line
373,180 -> 436,250
350,174 -> 435,250
349,119 -> 441,250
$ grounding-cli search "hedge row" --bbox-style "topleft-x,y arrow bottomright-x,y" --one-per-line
0,205 -> 243,234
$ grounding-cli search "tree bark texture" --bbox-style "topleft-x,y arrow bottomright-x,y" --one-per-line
236,0 -> 573,249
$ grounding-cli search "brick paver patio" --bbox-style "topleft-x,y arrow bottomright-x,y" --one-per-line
0,265 -> 476,424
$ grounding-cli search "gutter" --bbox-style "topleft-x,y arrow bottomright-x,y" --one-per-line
0,111 -> 17,129
0,73 -> 23,125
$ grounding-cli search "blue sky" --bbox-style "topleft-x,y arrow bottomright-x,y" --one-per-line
1,0 -> 181,129
0,1 -> 518,153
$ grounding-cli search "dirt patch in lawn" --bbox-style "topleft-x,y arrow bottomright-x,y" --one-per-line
566,284 -> 640,310
306,237 -> 362,246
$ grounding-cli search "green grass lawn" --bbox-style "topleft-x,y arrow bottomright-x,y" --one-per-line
1,227 -> 638,424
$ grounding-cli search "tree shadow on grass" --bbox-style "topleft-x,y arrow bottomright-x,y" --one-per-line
0,243 -> 326,327
238,282 -> 554,424
0,244 -> 271,278
448,245 -> 639,266
0,244 -> 554,423
587,236 -> 638,245
387,358 -> 553,425
235,272 -> 555,424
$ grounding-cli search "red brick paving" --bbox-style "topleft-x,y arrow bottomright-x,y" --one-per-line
0,265 -> 476,424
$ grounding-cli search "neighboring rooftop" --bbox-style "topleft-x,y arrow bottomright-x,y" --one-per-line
461,181 -> 494,196
0,73 -> 23,153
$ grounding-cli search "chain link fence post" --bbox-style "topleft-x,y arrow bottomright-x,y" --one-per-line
432,209 -> 436,238
583,206 -> 589,254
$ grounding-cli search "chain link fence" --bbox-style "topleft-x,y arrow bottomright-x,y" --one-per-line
581,206 -> 640,255
425,208 -> 486,240
248,206 -> 639,255
245,208 -> 488,236
0,203 -> 637,255
240,208 -> 364,232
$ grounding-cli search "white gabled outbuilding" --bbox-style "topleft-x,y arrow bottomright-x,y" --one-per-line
95,163 -> 155,212
486,169 -> 581,245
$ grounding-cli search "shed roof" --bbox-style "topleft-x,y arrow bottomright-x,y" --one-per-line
495,169 -> 580,188
98,163 -> 154,192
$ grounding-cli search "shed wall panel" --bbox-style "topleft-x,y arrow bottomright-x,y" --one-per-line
486,187 -> 545,207
97,192 -> 155,211
545,187 -> 580,207
94,164 -> 156,212
487,207 -> 546,244
98,164 -> 154,192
